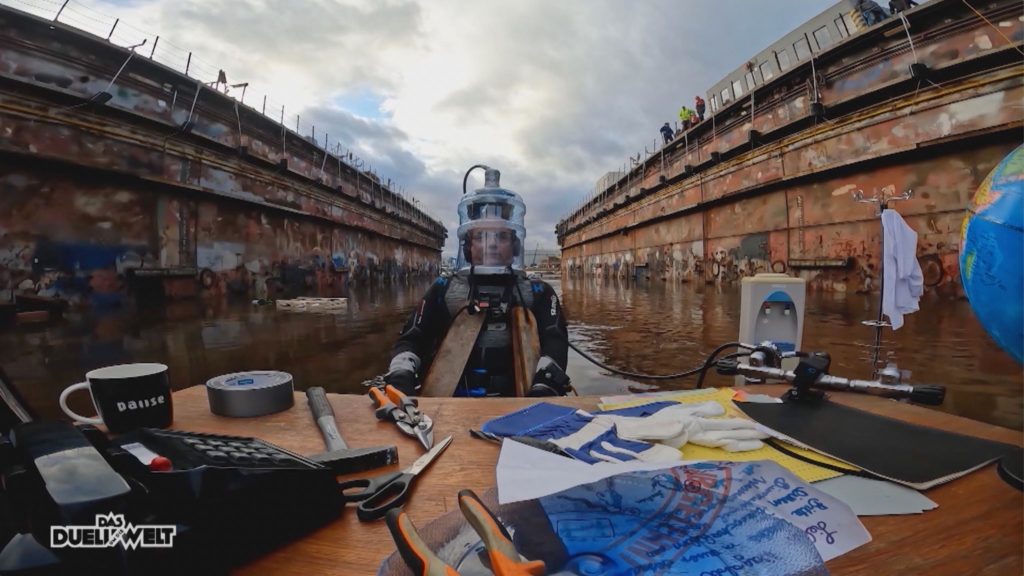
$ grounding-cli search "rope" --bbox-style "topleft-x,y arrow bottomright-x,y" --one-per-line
961,0 -> 1024,57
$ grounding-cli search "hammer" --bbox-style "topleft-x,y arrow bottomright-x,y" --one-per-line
305,387 -> 398,474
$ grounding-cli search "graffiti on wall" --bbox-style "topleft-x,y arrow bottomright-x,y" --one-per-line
0,167 -> 440,308
562,142 -> 1016,296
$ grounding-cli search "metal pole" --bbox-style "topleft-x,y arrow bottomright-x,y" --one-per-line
234,101 -> 242,147
750,89 -> 756,148
149,36 -> 159,58
811,56 -> 820,103
711,112 -> 716,159
318,134 -> 329,180
261,95 -> 266,115
106,19 -> 119,41
184,84 -> 201,126
280,105 -> 286,157
240,84 -> 247,104
53,0 -> 69,22
336,143 -> 342,181
185,52 -> 192,77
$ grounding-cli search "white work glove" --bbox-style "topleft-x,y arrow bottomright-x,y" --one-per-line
547,414 -> 685,464
686,417 -> 769,452
595,401 -> 769,453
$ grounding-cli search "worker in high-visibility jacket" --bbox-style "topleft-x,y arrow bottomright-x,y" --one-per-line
678,105 -> 693,131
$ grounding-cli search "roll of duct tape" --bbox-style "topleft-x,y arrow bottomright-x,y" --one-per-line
206,371 -> 294,417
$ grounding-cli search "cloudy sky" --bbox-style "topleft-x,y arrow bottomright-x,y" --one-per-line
13,0 -> 829,254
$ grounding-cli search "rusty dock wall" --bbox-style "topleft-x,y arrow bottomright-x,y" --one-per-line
0,5 -> 446,308
556,0 -> 1023,296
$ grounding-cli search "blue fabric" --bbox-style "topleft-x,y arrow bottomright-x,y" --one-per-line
480,401 -> 686,464
597,401 -> 679,418
556,428 -> 662,465
481,402 -> 578,437
530,462 -> 828,575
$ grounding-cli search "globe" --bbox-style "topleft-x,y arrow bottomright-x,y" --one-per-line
960,144 -> 1023,365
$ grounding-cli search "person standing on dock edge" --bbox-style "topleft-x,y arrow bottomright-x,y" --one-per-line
383,168 -> 571,398
679,105 -> 693,131
888,0 -> 918,14
856,0 -> 889,25
695,95 -> 706,122
661,122 -> 674,145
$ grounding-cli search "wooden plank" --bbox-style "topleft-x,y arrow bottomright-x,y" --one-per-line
167,386 -> 1023,576
15,310 -> 48,324
418,310 -> 484,397
510,307 -> 541,397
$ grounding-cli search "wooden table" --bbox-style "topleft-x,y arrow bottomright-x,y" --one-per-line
171,385 -> 1023,575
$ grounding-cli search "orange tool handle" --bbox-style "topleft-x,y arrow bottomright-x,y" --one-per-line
369,386 -> 397,420
385,510 -> 459,576
458,490 -> 546,576
385,384 -> 416,405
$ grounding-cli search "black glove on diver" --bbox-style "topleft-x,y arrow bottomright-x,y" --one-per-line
384,370 -> 418,396
527,356 -> 571,397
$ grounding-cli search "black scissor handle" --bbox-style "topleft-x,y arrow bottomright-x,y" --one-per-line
339,471 -> 402,503
356,472 -> 414,522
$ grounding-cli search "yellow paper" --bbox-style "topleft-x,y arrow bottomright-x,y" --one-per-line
600,388 -> 852,483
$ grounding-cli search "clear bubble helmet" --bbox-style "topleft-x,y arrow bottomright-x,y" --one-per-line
456,168 -> 527,274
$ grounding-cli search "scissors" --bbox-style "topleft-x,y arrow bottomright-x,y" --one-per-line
339,435 -> 453,522
369,384 -> 435,450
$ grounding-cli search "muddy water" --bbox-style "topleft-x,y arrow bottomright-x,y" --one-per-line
2,275 -> 1020,430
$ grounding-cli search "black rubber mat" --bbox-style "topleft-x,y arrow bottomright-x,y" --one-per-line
736,399 -> 1018,490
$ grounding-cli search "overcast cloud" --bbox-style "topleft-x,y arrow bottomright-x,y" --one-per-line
14,0 -> 829,254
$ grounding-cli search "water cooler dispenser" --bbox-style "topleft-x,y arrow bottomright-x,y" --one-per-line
738,274 -> 806,381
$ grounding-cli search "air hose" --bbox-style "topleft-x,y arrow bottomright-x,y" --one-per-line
568,340 -> 752,384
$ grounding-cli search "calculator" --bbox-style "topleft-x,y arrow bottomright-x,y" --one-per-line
104,428 -> 345,572
113,428 -> 323,471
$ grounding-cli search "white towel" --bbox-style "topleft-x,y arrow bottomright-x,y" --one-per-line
881,209 -> 924,330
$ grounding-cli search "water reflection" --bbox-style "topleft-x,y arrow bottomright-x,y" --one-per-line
1,274 -> 1020,431
560,275 -> 1022,431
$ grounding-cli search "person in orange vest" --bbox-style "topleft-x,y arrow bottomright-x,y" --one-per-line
695,96 -> 706,122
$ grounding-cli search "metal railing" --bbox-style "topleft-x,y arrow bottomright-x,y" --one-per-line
0,0 -> 443,228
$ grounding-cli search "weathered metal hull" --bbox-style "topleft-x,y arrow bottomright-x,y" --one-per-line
558,0 -> 1023,296
0,6 -> 445,308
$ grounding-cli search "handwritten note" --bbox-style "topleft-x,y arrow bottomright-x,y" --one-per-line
528,460 -> 869,574
723,461 -> 871,562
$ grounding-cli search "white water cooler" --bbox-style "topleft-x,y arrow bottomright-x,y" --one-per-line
738,274 -> 806,381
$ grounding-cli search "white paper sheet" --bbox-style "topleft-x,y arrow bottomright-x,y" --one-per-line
496,441 -> 872,562
742,462 -> 872,561
496,439 -> 695,504
813,474 -> 938,516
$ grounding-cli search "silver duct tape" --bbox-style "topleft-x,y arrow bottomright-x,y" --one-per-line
206,371 -> 294,417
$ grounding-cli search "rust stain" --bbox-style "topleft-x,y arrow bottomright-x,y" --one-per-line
0,9 -> 445,309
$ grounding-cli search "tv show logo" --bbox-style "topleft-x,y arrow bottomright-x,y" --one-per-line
51,513 -> 176,549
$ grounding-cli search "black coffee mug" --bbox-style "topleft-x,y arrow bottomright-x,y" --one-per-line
59,363 -> 173,433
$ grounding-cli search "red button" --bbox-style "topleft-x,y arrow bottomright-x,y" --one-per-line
149,456 -> 173,472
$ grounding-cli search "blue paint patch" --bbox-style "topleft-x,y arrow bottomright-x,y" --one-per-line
37,241 -> 149,272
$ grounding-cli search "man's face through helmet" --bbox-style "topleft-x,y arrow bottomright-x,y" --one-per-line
468,225 -> 518,268
455,167 -> 526,274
